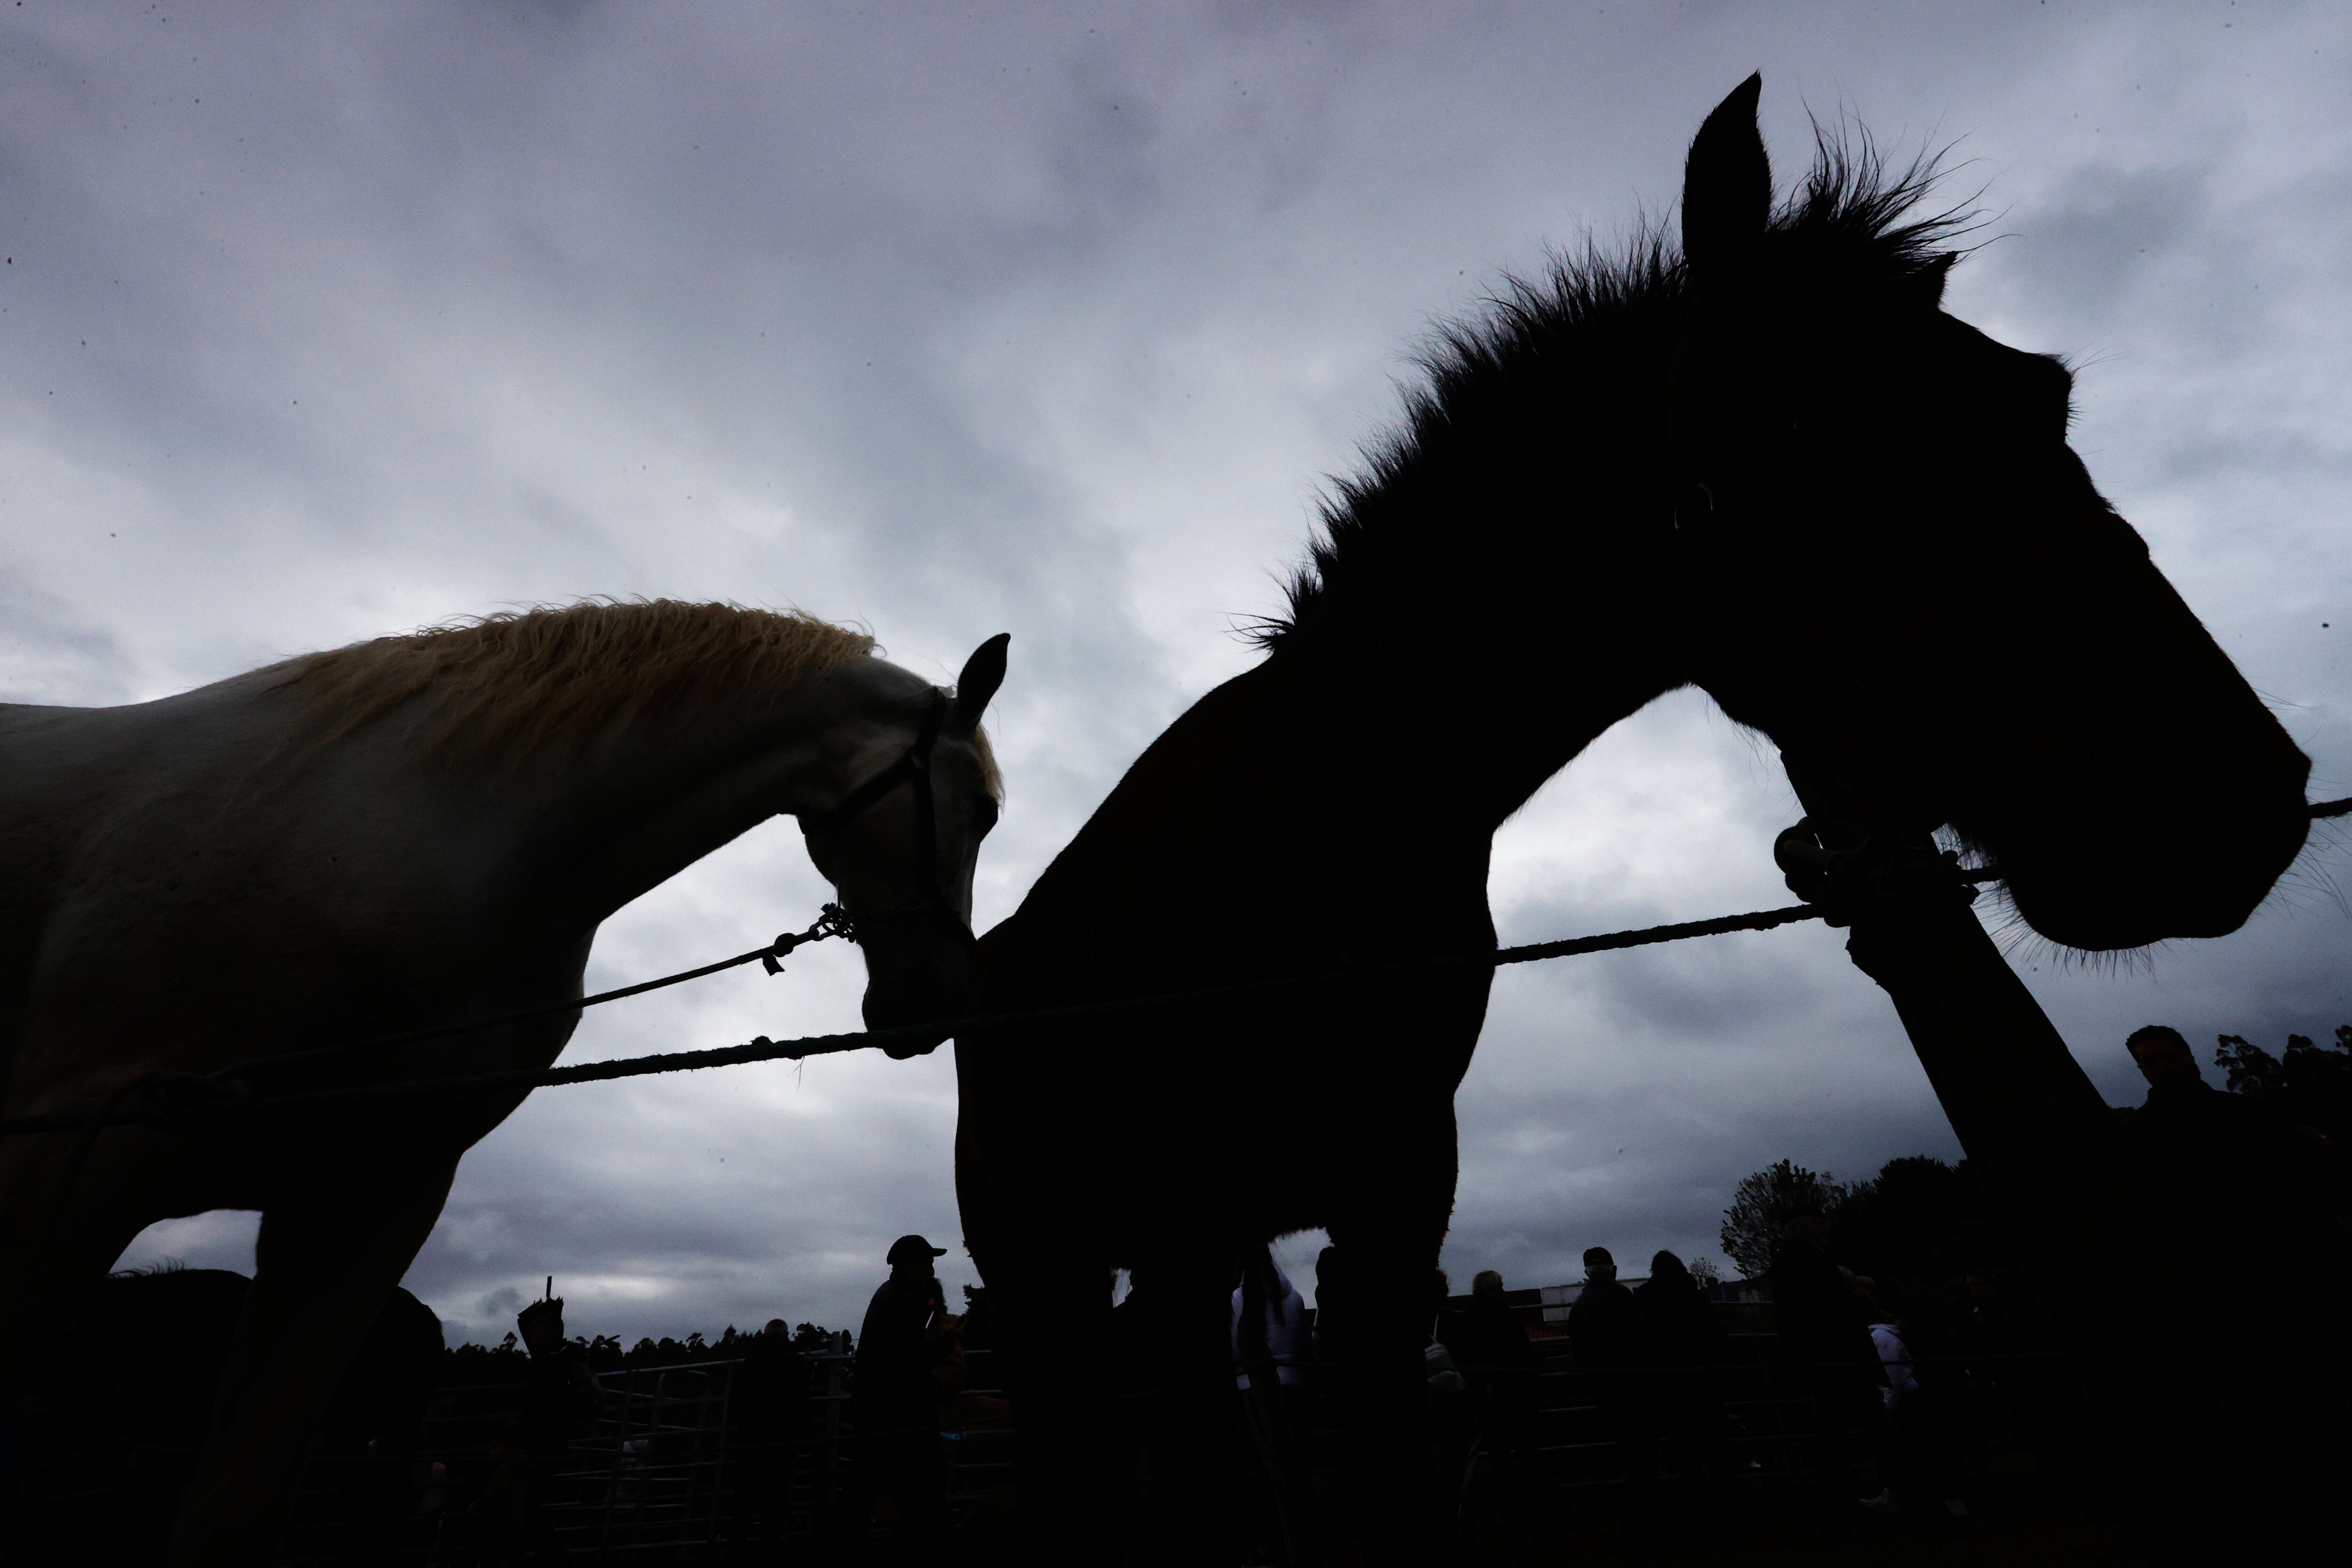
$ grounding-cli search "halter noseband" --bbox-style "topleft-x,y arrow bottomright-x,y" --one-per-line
800,692 -> 971,944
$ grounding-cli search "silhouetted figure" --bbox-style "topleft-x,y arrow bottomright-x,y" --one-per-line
2119,1026 -> 2312,1242
730,1319 -> 814,1563
1456,1270 -> 1544,1540
1636,1251 -> 1732,1526
516,1290 -> 598,1563
1106,1267 -> 1159,1510
1565,1248 -> 1653,1516
1870,1285 -> 1970,1530
318,1287 -> 445,1565
2118,1025 -> 2352,1480
467,1427 -> 533,1563
1231,1247 -> 1318,1565
834,1235 -> 955,1563
1769,1213 -> 1897,1536
1424,1270 -> 1476,1542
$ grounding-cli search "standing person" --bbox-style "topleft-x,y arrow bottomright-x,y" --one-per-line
1636,1251 -> 1733,1527
2117,1026 -> 2317,1237
1231,1246 -> 1319,1566
1565,1248 -> 1654,1519
730,1319 -> 814,1564
2118,1025 -> 2352,1477
1769,1213 -> 1898,1538
2118,1025 -> 2344,1257
1455,1270 -> 1544,1541
515,1289 -> 599,1563
1425,1271 -> 1475,1543
834,1236 -> 956,1564
1870,1287 -> 1971,1531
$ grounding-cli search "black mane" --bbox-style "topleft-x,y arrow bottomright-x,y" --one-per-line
1250,132 -> 1973,652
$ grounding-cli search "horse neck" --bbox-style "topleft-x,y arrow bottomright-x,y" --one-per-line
1270,401 -> 1687,838
487,659 -> 927,934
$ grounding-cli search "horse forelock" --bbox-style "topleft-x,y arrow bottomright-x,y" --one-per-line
266,598 -> 878,766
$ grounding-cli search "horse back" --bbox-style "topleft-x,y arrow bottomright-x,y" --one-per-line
0,675 -> 477,1100
961,658 -> 1495,1243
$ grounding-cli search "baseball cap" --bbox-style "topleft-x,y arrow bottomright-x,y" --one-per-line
887,1234 -> 949,1267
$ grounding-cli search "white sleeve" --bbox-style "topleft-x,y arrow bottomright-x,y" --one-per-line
1872,1324 -> 1918,1402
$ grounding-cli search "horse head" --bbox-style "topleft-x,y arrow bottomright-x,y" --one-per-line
801,633 -> 1008,1050
1670,76 -> 2309,951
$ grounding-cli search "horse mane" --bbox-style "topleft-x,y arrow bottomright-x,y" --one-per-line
269,598 -> 879,764
1250,128 -> 1974,652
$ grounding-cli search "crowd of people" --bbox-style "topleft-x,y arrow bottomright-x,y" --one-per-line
30,1018 -> 2341,1563
410,1019 -> 2351,1563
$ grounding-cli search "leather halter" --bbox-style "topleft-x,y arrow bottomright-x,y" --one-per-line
800,691 -> 972,946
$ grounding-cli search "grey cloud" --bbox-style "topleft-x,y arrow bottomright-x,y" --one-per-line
475,1286 -> 525,1327
62,1 -> 2352,1337
1994,164 -> 2209,331
0,565 -> 135,703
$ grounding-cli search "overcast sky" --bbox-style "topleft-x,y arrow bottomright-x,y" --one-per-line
11,1 -> 2345,1346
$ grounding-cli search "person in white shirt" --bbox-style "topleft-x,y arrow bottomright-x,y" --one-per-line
1232,1255 -> 1311,1389
1230,1248 -> 1319,1563
1870,1315 -> 1918,1412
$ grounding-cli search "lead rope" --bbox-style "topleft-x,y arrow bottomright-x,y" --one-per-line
30,902 -> 862,1244
231,903 -> 860,1086
16,798 -> 2346,1143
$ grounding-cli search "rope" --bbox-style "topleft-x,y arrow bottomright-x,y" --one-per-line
27,812 -> 2352,1140
0,899 -> 1838,1138
234,904 -> 859,1081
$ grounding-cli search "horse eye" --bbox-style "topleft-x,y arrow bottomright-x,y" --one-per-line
974,796 -> 1000,833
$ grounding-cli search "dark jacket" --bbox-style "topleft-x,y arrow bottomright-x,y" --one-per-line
1635,1271 -> 1726,1371
1566,1279 -> 1646,1368
2119,1079 -> 2313,1250
852,1275 -> 949,1429
732,1337 -> 815,1447
1769,1240 -> 1877,1385
517,1343 -> 598,1457
1454,1294 -> 1541,1416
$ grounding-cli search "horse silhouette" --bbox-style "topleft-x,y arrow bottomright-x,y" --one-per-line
0,599 -> 1009,1565
955,78 -> 2311,1564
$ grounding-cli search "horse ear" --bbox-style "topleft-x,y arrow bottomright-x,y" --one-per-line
1682,74 -> 1771,280
1909,252 -> 1958,308
946,633 -> 1009,736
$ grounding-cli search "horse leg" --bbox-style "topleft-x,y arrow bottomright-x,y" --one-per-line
1323,1203 -> 1450,1568
166,1157 -> 457,1568
960,1156 -> 1112,1568
1131,1241 -> 1245,1568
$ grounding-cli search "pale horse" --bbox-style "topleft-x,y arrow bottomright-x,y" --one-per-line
0,598 -> 1008,1563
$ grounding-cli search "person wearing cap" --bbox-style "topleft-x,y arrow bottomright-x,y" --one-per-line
833,1235 -> 957,1561
515,1290 -> 598,1562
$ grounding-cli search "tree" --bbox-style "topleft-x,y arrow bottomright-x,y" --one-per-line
2215,1026 -> 2352,1139
1718,1158 -> 1851,1279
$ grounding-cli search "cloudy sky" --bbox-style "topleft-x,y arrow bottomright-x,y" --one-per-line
11,0 -> 2345,1345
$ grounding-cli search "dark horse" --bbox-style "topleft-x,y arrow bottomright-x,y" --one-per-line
956,80 -> 2312,1562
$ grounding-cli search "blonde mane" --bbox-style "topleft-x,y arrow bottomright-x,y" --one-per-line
270,599 -> 879,764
